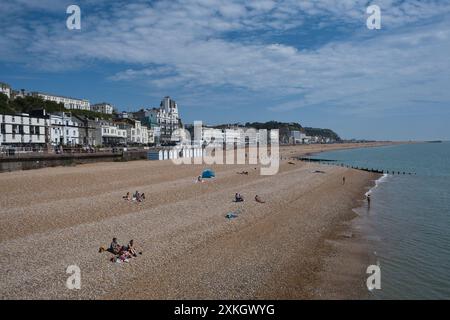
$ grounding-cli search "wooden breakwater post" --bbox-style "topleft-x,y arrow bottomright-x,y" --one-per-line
297,157 -> 416,175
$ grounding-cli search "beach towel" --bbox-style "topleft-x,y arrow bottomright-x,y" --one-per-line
225,212 -> 238,219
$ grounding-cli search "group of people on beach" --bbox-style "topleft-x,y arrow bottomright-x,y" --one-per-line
123,191 -> 146,202
234,193 -> 266,203
101,237 -> 141,263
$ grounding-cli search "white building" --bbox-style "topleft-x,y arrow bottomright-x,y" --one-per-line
0,82 -> 11,99
127,120 -> 148,144
116,119 -> 149,145
99,125 -> 127,145
143,96 -> 180,144
147,127 -> 155,144
91,103 -> 114,115
200,126 -> 260,147
202,127 -> 224,147
33,92 -> 90,111
49,112 -> 80,146
0,113 -> 47,147
290,130 -> 309,144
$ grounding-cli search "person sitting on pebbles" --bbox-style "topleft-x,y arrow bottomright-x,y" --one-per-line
255,195 -> 265,203
109,237 -> 122,254
235,193 -> 244,202
126,239 -> 138,257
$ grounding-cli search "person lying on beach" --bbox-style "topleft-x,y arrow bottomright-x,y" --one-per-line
140,193 -> 146,201
111,249 -> 132,263
197,175 -> 203,183
255,195 -> 265,203
123,192 -> 131,201
237,171 -> 249,175
235,193 -> 244,202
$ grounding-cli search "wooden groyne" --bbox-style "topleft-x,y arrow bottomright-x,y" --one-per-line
298,157 -> 416,175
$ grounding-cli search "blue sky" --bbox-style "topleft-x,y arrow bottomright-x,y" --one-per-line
1,0 -> 449,140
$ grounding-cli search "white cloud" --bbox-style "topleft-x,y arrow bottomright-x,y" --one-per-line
0,0 -> 449,117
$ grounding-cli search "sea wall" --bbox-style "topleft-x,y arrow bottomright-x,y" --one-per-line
0,151 -> 148,173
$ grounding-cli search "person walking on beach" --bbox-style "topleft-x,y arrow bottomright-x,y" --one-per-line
342,176 -> 346,185
367,194 -> 371,208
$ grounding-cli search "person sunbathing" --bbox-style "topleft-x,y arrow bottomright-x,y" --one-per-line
123,192 -> 131,201
255,195 -> 265,203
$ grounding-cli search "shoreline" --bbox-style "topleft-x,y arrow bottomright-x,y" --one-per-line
312,172 -> 381,299
0,143 -> 384,299
290,144 -> 386,299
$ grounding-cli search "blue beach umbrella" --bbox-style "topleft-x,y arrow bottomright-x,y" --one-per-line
201,169 -> 216,178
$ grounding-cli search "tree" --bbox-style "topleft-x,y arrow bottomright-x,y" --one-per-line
0,93 -> 14,114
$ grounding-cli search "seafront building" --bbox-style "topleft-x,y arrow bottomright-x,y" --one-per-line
115,118 -> 149,145
1,82 -> 183,151
133,96 -> 180,144
0,82 -> 11,99
31,92 -> 91,111
99,124 -> 127,146
1,80 -> 331,152
72,115 -> 101,147
49,112 -> 80,146
186,124 -> 260,148
0,113 -> 48,148
0,81 -> 243,151
289,130 -> 311,144
91,103 -> 114,115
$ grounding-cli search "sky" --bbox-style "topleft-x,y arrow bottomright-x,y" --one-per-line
0,0 -> 449,141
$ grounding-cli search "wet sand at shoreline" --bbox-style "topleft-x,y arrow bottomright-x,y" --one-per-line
0,143 -> 384,299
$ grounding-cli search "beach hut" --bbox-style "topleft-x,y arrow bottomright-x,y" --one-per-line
201,169 -> 215,179
147,150 -> 160,160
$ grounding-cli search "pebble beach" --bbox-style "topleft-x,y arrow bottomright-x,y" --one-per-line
0,143 -> 385,299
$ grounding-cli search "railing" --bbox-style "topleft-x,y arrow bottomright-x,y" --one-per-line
0,146 -> 46,157
0,146 -> 156,159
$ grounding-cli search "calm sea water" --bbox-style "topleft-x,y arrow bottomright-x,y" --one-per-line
311,142 -> 450,299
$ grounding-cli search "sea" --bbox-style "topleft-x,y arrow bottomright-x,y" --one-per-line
310,142 -> 450,299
